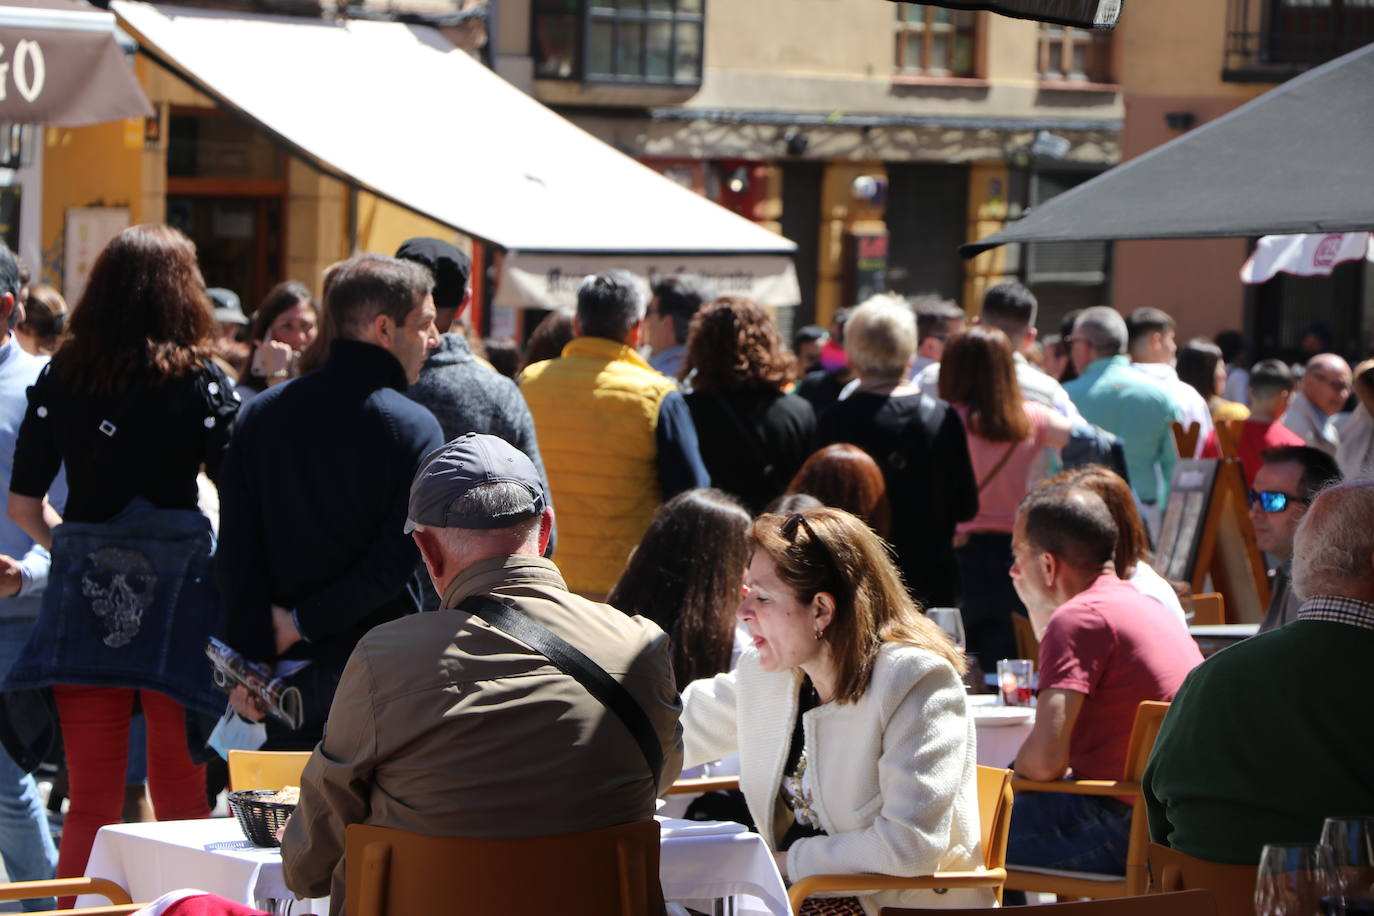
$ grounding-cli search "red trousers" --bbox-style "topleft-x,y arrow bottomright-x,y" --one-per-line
52,685 -> 210,894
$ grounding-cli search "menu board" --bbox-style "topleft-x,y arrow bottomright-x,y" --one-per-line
1153,459 -> 1219,583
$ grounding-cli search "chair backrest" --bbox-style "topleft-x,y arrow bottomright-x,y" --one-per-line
1121,701 -> 1171,782
1011,614 -> 1040,669
345,820 -> 663,916
226,750 -> 311,791
1147,843 -> 1257,916
976,766 -> 1014,873
1191,593 -> 1226,626
880,889 -> 1218,916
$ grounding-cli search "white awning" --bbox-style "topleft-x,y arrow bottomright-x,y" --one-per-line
110,1 -> 797,296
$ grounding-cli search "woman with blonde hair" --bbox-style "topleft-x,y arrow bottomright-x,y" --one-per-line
816,296 -> 977,608
939,325 -> 1071,671
682,508 -> 988,915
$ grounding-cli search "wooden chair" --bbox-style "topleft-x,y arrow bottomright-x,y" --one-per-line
0,877 -> 141,915
1190,593 -> 1226,626
664,775 -> 740,795
879,888 -> 1218,916
1004,701 -> 1171,900
788,766 -> 1014,913
344,819 -> 662,916
1146,843 -> 1257,916
1012,614 -> 1040,669
226,749 -> 310,791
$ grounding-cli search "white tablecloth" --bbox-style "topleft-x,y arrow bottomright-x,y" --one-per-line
971,694 -> 1035,767
80,816 -> 789,916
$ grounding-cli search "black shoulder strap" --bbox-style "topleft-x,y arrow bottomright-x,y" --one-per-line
459,595 -> 664,781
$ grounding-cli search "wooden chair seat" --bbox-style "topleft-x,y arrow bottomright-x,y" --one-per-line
880,888 -> 1218,916
226,749 -> 311,792
1004,701 -> 1171,899
345,819 -> 662,916
0,876 -> 141,915
1146,842 -> 1257,916
788,766 -> 1014,913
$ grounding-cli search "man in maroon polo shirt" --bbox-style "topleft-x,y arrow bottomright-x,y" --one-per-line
1006,483 -> 1203,875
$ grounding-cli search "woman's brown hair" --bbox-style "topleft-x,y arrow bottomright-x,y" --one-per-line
609,489 -> 752,685
750,508 -> 965,704
1053,465 -> 1150,577
682,297 -> 791,394
249,280 -> 316,345
786,444 -> 892,538
938,325 -> 1031,443
52,224 -> 215,395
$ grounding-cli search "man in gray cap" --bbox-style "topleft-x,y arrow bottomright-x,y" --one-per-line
282,433 -> 682,906
396,237 -> 554,581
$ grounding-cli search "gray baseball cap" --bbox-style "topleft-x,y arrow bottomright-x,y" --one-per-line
404,433 -> 545,533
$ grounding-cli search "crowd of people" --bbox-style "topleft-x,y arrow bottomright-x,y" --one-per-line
0,222 -> 1369,915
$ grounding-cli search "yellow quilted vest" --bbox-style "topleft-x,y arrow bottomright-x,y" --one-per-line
520,337 -> 677,599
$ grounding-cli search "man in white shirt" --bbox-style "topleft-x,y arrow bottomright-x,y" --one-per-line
1281,352 -> 1352,455
976,281 -> 1080,420
909,295 -> 965,390
1127,307 -> 1211,457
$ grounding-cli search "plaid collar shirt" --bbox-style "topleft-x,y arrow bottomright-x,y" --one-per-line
1296,594 -> 1374,631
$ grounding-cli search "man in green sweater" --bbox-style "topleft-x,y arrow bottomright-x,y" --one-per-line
1143,479 -> 1374,863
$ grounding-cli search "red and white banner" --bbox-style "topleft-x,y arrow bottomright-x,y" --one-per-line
1240,232 -> 1374,285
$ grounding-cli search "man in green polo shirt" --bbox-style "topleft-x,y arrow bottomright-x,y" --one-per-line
1064,307 -> 1181,529
1143,479 -> 1374,864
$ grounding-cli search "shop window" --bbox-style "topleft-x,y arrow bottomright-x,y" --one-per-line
894,3 -> 979,78
533,0 -> 704,85
168,111 -> 283,180
1036,22 -> 1114,84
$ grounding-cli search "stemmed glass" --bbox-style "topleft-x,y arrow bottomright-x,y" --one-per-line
926,607 -> 966,652
1320,817 -> 1374,915
1255,844 -> 1331,916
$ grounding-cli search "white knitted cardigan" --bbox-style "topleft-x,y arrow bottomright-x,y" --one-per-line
682,643 -> 993,915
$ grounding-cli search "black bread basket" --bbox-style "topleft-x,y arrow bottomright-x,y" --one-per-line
227,790 -> 296,847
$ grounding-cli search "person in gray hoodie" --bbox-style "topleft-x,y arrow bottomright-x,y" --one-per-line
397,239 -> 554,595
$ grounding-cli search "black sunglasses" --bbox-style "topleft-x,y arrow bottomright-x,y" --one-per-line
781,513 -> 842,577
1247,489 -> 1310,513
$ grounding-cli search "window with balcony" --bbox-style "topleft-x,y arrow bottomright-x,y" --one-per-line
894,4 -> 980,78
1224,0 -> 1374,79
1036,22 -> 1114,84
532,0 -> 704,86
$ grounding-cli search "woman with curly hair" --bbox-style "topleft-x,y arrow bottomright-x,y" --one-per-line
682,297 -> 816,513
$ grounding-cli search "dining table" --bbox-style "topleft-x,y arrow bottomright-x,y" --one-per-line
970,693 -> 1035,768
78,814 -> 791,916
1188,621 -> 1259,656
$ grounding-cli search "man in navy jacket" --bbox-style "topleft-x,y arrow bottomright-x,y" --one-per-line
216,253 -> 444,749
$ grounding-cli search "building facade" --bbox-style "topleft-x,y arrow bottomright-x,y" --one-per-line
492,0 -> 1124,332
1112,0 -> 1373,359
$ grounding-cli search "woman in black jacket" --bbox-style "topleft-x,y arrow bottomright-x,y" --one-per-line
8,225 -> 238,891
682,298 -> 816,514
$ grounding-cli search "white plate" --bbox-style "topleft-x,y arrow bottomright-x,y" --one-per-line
972,706 -> 1034,727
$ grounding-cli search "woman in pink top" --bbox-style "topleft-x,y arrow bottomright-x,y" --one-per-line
939,327 -> 1071,671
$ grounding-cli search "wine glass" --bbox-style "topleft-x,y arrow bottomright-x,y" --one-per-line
926,607 -> 966,651
1320,817 -> 1374,915
1256,844 -> 1330,916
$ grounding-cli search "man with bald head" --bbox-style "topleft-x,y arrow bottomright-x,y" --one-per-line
1145,479 -> 1374,864
1281,353 -> 1352,454
1005,482 -> 1202,875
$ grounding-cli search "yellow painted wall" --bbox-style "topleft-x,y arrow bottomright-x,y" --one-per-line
815,161 -> 886,328
353,191 -> 469,260
39,118 -> 145,291
1119,0 -> 1262,101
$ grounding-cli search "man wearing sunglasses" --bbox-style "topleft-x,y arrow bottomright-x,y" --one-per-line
1280,353 -> 1352,455
1249,445 -> 1341,633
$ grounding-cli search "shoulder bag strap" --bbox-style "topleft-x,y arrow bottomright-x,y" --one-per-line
978,440 -> 1021,493
459,594 -> 664,781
